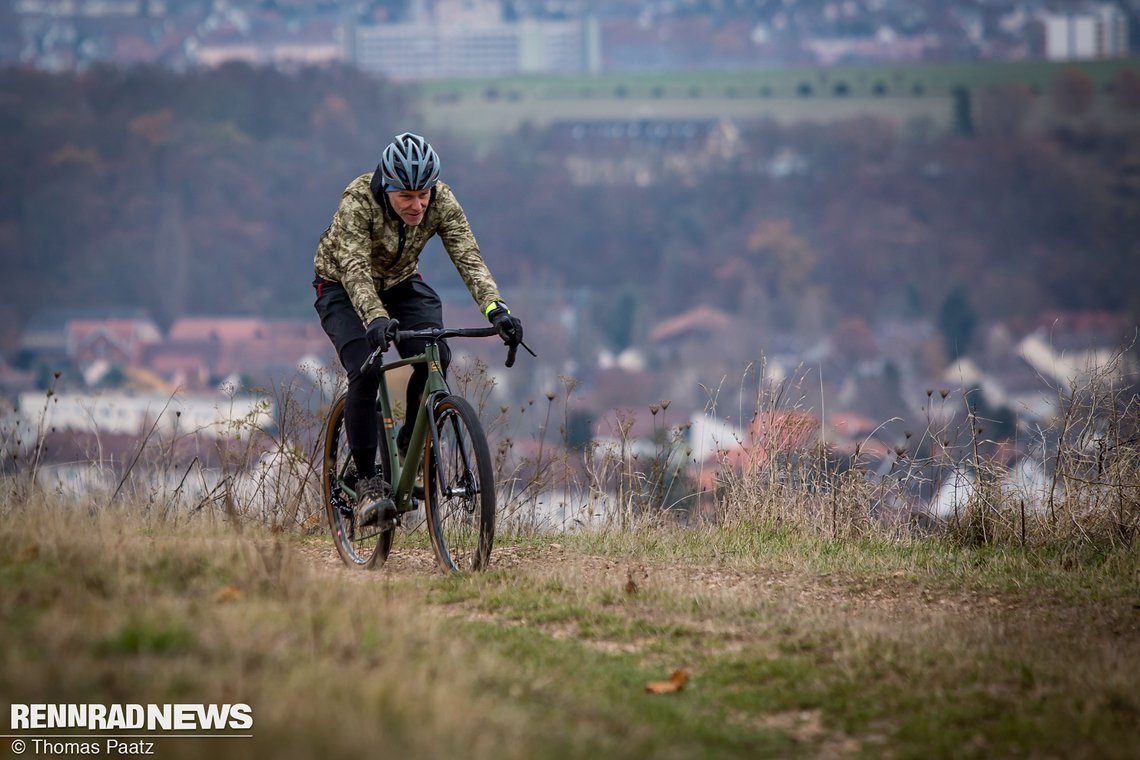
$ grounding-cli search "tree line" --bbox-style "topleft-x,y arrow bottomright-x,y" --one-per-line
1,63 -> 1137,357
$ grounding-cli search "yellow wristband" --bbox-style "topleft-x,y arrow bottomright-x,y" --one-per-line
484,301 -> 508,318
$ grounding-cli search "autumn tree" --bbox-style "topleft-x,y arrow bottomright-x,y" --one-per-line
738,218 -> 818,330
1113,67 -> 1140,113
1052,68 -> 1096,119
938,286 -> 977,361
976,83 -> 1035,136
830,316 -> 878,366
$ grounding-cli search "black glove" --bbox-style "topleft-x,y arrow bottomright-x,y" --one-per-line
487,304 -> 523,346
365,317 -> 399,352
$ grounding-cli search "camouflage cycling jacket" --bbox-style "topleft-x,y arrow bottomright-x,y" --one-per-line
313,175 -> 503,325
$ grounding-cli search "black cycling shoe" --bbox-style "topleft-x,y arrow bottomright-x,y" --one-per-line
355,475 -> 396,527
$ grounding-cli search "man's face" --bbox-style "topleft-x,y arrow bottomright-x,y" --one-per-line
388,188 -> 432,226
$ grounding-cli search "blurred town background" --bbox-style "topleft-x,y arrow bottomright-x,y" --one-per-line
1,0 -> 1138,518
1,0 -> 1136,73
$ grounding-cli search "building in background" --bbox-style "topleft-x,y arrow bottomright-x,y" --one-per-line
191,29 -> 343,68
1041,4 -> 1129,61
350,1 -> 601,80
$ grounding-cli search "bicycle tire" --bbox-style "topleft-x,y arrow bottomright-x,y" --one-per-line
423,394 -> 496,572
322,393 -> 394,569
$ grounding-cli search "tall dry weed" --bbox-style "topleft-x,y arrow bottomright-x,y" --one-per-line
714,345 -> 1140,549
1,368 -> 335,533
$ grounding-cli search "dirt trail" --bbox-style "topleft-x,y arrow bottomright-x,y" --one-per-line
297,539 -> 985,623
296,541 -> 442,577
295,538 -> 1140,644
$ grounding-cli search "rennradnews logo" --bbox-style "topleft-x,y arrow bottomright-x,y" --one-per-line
10,703 -> 253,731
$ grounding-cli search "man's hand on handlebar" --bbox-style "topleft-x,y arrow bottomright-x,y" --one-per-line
487,304 -> 524,347
365,317 -> 400,353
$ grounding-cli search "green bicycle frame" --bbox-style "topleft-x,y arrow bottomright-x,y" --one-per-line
370,341 -> 449,513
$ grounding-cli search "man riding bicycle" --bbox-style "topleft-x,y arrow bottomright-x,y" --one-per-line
313,132 -> 523,528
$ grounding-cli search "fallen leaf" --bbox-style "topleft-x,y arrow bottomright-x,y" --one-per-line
645,668 -> 690,694
214,585 -> 243,604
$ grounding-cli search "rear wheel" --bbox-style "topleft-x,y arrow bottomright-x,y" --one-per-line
322,394 -> 394,569
424,395 -> 496,572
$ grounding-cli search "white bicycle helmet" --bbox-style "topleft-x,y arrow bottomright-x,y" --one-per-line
379,132 -> 440,191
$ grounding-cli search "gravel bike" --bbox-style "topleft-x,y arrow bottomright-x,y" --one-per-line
322,326 -> 524,573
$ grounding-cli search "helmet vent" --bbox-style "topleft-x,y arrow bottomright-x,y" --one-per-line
380,132 -> 441,191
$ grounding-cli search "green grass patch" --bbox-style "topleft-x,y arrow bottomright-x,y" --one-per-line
463,620 -> 799,758
97,620 -> 195,656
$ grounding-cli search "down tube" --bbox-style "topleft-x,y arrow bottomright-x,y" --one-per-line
396,344 -> 448,499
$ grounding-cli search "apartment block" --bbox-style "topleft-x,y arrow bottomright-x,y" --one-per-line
1041,4 -> 1129,61
351,15 -> 600,80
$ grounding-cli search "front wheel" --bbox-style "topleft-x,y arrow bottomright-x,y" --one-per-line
424,395 -> 496,572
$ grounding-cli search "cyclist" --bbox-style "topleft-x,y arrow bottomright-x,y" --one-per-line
313,132 -> 523,527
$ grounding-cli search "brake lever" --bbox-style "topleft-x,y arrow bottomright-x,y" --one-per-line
361,346 -> 383,374
505,339 -> 536,368
360,320 -> 401,373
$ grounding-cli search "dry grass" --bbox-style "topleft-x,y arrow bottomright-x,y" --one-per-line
688,351 -> 1140,551
3,484 -> 1139,758
0,492 -> 543,759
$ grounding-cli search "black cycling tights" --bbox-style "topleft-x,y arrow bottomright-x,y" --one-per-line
342,336 -> 451,479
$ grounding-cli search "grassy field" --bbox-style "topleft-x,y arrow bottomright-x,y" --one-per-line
3,491 -> 1138,759
414,57 -> 1140,138
422,95 -> 958,135
417,58 -> 1140,100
